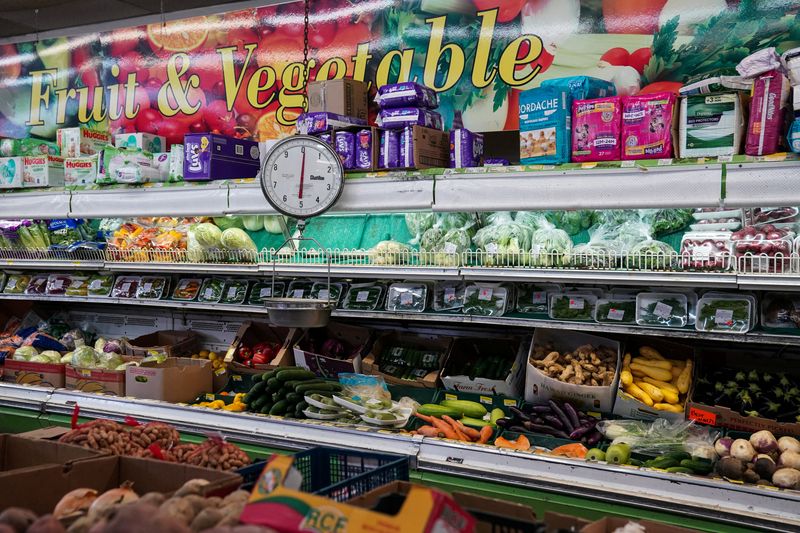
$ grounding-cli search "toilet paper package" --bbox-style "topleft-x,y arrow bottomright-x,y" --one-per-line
679,93 -> 746,158
571,97 -> 622,162
621,92 -> 677,160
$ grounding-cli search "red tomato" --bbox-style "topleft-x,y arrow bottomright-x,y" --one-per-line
602,0 -> 667,34
600,47 -> 631,67
639,81 -> 682,95
628,47 -> 652,74
473,0 -> 526,23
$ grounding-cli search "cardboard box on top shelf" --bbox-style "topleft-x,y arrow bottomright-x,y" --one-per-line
0,454 -> 242,516
308,78 -> 369,121
125,357 -> 212,403
123,330 -> 198,358
293,321 -> 372,378
613,337 -> 694,423
0,434 -> 106,477
361,330 -> 451,389
440,334 -> 530,397
225,321 -> 298,375
525,328 -> 621,414
240,456 -> 475,533
544,512 -> 591,533
581,516 -> 701,533
2,359 -> 66,388
399,125 -> 449,169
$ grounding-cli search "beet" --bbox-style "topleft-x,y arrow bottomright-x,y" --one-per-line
320,338 -> 347,359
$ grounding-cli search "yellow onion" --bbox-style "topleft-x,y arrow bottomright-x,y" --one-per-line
88,482 -> 139,517
53,488 -> 98,518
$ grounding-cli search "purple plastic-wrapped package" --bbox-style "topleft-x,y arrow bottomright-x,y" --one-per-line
356,129 -> 372,170
379,130 -> 400,169
335,132 -> 356,169
296,112 -> 367,135
400,127 -> 414,167
317,132 -> 332,145
377,108 -> 443,130
484,158 -> 509,166
450,128 -> 484,168
183,133 -> 260,180
376,82 -> 439,109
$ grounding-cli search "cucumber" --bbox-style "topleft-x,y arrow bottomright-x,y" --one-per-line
270,400 -> 289,416
460,416 -> 491,428
249,380 -> 268,396
665,466 -> 694,474
295,382 -> 342,393
285,392 -> 304,404
261,370 -> 277,382
629,458 -> 644,467
295,401 -> 309,415
664,451 -> 691,462
439,400 -> 488,419
416,404 -> 462,418
644,457 -> 678,469
266,377 -> 281,392
680,459 -> 713,475
276,369 -> 317,382
251,395 -> 270,411
259,403 -> 274,414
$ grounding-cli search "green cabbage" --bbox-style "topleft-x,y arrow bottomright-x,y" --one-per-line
30,355 -> 52,363
71,345 -> 99,368
213,216 -> 244,231
370,240 -> 411,265
39,350 -> 62,363
263,215 -> 284,234
242,215 -> 264,231
12,346 -> 38,361
194,223 -> 223,248
221,227 -> 257,253
60,352 -> 73,364
98,351 -> 124,370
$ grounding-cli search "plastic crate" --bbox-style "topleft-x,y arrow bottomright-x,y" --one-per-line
237,447 -> 409,499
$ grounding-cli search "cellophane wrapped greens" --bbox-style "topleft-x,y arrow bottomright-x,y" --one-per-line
472,212 -> 533,266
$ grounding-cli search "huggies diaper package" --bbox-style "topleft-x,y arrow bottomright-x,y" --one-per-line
571,97 -> 622,162
621,92 -> 677,160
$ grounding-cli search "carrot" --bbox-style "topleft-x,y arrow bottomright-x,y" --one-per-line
416,414 -> 458,440
453,419 -> 481,441
416,425 -> 443,438
550,443 -> 588,459
477,425 -> 493,444
442,415 -> 470,441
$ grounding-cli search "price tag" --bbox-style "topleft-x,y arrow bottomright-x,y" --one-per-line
231,374 -> 242,381
444,393 -> 457,401
503,398 -> 517,407
479,395 -> 492,405
657,158 -> 673,166
70,279 -> 84,288
143,283 -> 153,293
688,407 -> 717,425
443,242 -> 457,254
569,297 -> 585,310
88,279 -> 101,290
718,155 -> 733,163
121,282 -> 131,293
52,279 -> 64,289
400,292 -> 413,305
203,288 -> 214,299
444,287 -> 456,303
530,244 -> 541,257
5,279 -> 15,289
654,301 -> 673,319
259,287 -> 272,297
715,308 -> 734,326
356,290 -> 369,302
485,243 -> 498,255
478,287 -> 493,301
531,291 -> 547,304
607,308 -> 625,321
317,289 -> 330,300
692,248 -> 711,261
293,289 -> 304,298
621,160 -> 636,168
205,393 -> 215,401
227,287 -> 238,299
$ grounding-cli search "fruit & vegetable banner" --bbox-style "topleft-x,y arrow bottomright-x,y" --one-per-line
0,0 -> 798,145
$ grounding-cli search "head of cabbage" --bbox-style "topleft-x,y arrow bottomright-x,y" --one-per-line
97,351 -> 125,370
39,350 -> 62,363
193,223 -> 223,248
71,345 -> 100,368
12,346 -> 38,361
220,227 -> 257,254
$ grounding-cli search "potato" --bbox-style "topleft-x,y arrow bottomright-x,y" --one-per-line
26,515 -> 65,533
159,498 -> 196,526
0,507 -> 37,533
222,491 -> 249,505
183,495 -> 210,516
174,479 -> 210,498
66,516 -> 95,533
190,508 -> 223,532
140,493 -> 167,507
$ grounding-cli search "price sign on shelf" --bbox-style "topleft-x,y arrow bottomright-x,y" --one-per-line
400,292 -> 413,305
444,287 -> 456,303
715,308 -> 734,326
531,291 -> 547,304
259,287 -> 272,298
569,297 -> 585,310
607,308 -> 625,321
356,291 -> 369,302
478,287 -> 493,301
689,407 -> 717,426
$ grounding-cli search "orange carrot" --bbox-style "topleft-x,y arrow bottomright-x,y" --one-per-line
416,414 -> 458,440
416,425 -> 443,438
453,419 -> 481,441
442,415 -> 470,441
477,425 -> 493,444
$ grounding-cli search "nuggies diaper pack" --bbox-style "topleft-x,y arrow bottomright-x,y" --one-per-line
571,97 -> 622,162
520,76 -> 616,165
621,92 -> 677,160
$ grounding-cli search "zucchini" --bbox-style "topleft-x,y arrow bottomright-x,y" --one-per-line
295,382 -> 341,393
460,416 -> 491,428
680,459 -> 713,475
295,401 -> 309,415
665,466 -> 694,474
285,392 -> 303,404
276,369 -> 317,382
664,451 -> 692,462
251,395 -> 270,411
439,400 -> 488,419
645,457 -> 678,470
261,370 -> 277,382
266,377 -> 281,392
417,404 -> 462,418
270,400 -> 289,416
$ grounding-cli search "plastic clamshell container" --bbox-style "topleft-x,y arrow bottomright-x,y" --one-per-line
548,292 -> 598,321
594,297 -> 636,324
24,274 -> 49,295
636,292 -> 689,327
701,291 -> 757,330
197,278 -> 225,303
689,221 -> 741,232
304,395 -> 346,410
563,286 -> 605,298
136,276 -> 169,300
286,280 -> 314,299
3,274 -> 31,294
342,283 -> 386,311
760,292 -> 800,329
462,284 -> 511,317
86,274 -> 113,296
432,280 -> 466,312
516,283 -> 561,314
607,287 -> 640,297
65,276 -> 90,297
695,296 -> 752,334
692,208 -> 744,221
680,231 -> 734,270
172,278 -> 203,301
111,276 -> 140,298
249,280 -> 285,304
386,283 -> 429,313
45,273 -> 73,295
310,281 -> 347,304
219,279 -> 249,305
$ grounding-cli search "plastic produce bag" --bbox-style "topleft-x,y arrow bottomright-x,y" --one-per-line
530,219 -> 572,267
572,224 -> 623,268
597,418 -> 719,457
419,222 -> 470,267
369,240 -> 411,265
472,212 -> 532,266
339,373 -> 392,410
404,213 -> 435,245
640,209 -> 693,237
545,210 -> 595,236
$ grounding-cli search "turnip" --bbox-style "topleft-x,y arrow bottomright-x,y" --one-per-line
750,430 -> 779,454
778,436 -> 800,454
754,454 -> 777,481
779,450 -> 800,470
714,437 -> 733,458
772,468 -> 800,489
730,439 -> 756,462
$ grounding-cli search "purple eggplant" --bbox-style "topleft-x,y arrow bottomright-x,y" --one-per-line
569,420 -> 597,440
509,425 -> 528,433
585,430 -> 603,447
527,423 -> 570,439
495,418 -> 509,428
548,400 -> 575,433
562,402 -> 581,429
543,415 -> 564,429
527,404 -> 552,414
509,406 -> 530,422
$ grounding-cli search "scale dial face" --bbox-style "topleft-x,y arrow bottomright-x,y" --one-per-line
260,135 -> 344,218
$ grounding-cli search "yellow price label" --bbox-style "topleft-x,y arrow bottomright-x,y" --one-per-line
580,162 -> 597,169
479,395 -> 492,405
503,398 -> 516,406
231,374 -> 242,381
205,394 -> 215,401
445,393 -> 457,401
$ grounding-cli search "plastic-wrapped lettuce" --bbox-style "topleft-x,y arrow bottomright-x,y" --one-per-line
263,215 -> 285,234
472,213 -> 532,266
640,209 -> 693,237
420,227 -> 469,266
221,228 -> 258,258
213,216 -> 244,231
530,220 -> 572,267
435,212 -> 479,238
545,210 -> 595,236
369,240 -> 411,265
405,213 -> 435,245
572,224 -> 623,268
242,216 -> 264,231
193,222 -> 222,248
594,209 -> 639,227
628,239 -> 677,270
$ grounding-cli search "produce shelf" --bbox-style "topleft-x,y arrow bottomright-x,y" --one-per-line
69,182 -> 230,218
0,382 -> 795,532
723,161 -> 800,208
0,189 -> 71,219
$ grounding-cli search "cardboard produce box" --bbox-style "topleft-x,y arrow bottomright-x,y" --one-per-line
240,455 -> 475,532
293,322 -> 372,378
399,125 -> 449,169
0,434 -> 104,475
65,357 -> 139,396
0,455 -> 241,516
613,338 -> 694,423
2,359 -> 65,387
124,330 -> 198,358
308,78 -> 369,121
225,321 -> 297,373
362,331 -> 451,388
125,358 -> 212,403
581,516 -> 701,533
525,329 -> 621,413
545,512 -> 591,533
440,335 -> 530,397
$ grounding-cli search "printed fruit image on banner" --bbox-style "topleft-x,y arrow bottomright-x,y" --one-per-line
0,0 -> 799,144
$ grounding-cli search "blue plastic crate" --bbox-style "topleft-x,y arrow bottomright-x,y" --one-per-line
237,446 -> 409,501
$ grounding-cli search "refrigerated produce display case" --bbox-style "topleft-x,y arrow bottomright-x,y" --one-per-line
2,0 -> 800,532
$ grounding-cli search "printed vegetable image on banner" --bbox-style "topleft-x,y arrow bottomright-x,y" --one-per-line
0,0 -> 799,145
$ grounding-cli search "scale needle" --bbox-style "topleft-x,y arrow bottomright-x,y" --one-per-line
298,148 -> 306,200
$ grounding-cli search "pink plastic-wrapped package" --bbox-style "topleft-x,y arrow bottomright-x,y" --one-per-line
621,92 -> 676,160
745,69 -> 790,156
571,97 -> 621,162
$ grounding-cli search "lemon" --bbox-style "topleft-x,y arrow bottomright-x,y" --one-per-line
209,351 -> 218,360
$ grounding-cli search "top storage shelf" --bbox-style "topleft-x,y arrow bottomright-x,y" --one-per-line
0,157 -> 798,218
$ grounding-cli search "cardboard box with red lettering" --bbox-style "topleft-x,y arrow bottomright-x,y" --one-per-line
293,322 -> 372,378
362,331 -> 451,389
2,359 -> 65,388
240,455 -> 475,533
125,357 -> 212,403
440,335 -> 530,397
